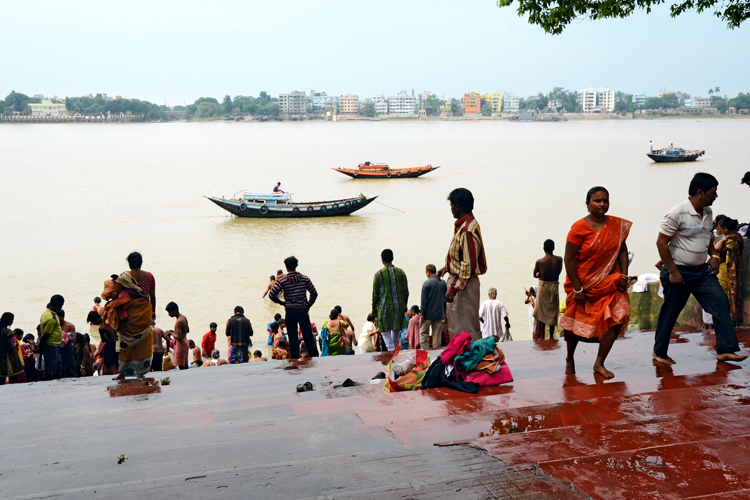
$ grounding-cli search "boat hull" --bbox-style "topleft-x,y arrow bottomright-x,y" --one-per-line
206,195 -> 377,218
332,166 -> 439,179
646,153 -> 701,163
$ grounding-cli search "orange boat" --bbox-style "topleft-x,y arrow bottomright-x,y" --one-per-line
332,162 -> 440,179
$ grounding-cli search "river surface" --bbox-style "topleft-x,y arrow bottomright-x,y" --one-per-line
1,119 -> 747,345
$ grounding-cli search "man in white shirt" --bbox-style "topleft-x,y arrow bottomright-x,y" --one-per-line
654,172 -> 746,365
478,288 -> 510,339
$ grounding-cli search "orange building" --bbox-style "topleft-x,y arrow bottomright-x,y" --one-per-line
463,92 -> 481,114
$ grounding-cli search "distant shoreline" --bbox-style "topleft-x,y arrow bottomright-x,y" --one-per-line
2,113 -> 749,125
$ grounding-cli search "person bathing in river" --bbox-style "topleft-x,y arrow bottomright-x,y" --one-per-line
560,186 -> 633,379
166,301 -> 189,371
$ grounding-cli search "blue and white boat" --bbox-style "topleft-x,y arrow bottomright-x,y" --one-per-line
205,191 -> 377,218
647,148 -> 705,163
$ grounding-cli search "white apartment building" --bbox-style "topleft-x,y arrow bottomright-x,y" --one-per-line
311,93 -> 338,112
501,93 -> 520,113
388,91 -> 416,116
577,87 -> 615,113
373,94 -> 388,115
692,97 -> 711,108
278,91 -> 307,115
29,100 -> 68,117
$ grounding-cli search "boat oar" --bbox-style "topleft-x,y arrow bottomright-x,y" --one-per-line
374,200 -> 406,213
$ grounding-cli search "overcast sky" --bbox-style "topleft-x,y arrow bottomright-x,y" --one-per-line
3,0 -> 749,104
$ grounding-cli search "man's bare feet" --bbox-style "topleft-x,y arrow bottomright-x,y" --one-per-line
112,374 -> 125,381
652,352 -> 676,365
565,358 -> 575,375
716,353 -> 748,362
593,363 -> 614,379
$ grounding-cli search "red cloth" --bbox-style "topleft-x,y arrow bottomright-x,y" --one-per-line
440,331 -> 472,365
459,362 -> 513,386
201,331 -> 216,356
407,314 -> 420,348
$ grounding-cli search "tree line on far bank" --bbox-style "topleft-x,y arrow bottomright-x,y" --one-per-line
0,91 -> 162,120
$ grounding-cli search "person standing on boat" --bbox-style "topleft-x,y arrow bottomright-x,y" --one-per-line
269,256 -> 320,359
653,173 -> 747,365
437,188 -> 487,341
650,140 -> 654,152
273,182 -> 284,194
372,249 -> 409,351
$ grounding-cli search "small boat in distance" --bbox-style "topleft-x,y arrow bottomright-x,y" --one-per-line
332,162 -> 440,178
647,148 -> 705,163
205,191 -> 377,218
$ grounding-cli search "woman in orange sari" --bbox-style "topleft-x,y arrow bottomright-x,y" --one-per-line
103,252 -> 155,379
560,187 -> 632,379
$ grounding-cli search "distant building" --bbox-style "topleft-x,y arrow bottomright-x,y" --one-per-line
388,91 -> 416,116
483,93 -> 503,114
659,91 -> 689,104
692,97 -> 711,108
577,87 -> 615,113
278,91 -> 307,116
419,91 -> 432,101
463,92 -> 481,114
632,93 -> 646,107
684,99 -> 694,107
29,100 -> 68,117
373,94 -> 388,115
311,93 -> 338,112
34,94 -> 45,100
501,93 -> 519,113
339,94 -> 359,116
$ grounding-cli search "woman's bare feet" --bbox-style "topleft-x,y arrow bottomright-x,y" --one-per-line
716,353 -> 748,362
565,357 -> 576,375
652,352 -> 676,365
593,363 -> 614,379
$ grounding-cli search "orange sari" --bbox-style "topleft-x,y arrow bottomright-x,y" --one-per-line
560,216 -> 632,341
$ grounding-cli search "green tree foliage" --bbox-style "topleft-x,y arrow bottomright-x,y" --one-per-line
222,95 -> 233,115
450,98 -> 463,116
227,93 -> 279,117
644,93 -> 680,110
547,87 -> 578,112
2,91 -> 41,115
497,0 -> 750,35
711,95 -> 729,114
362,101 -> 376,117
64,95 -> 161,120
195,102 -> 222,119
481,102 -> 493,116
422,95 -> 446,116
728,92 -> 750,110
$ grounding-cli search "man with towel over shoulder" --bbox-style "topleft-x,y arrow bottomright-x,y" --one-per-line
532,239 -> 563,340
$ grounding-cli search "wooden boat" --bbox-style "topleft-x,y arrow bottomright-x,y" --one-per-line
647,148 -> 705,163
332,162 -> 440,178
205,192 -> 377,218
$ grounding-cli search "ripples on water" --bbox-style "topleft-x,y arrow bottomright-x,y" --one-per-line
1,119 -> 747,343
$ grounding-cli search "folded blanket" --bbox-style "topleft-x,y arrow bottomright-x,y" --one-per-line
454,336 -> 496,372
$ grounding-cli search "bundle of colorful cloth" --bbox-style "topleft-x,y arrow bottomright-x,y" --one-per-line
422,332 -> 513,393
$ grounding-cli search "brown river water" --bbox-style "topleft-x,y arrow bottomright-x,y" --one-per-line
1,119 -> 747,344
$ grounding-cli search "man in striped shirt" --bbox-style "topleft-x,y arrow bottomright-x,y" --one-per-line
437,188 -> 487,341
654,173 -> 746,365
372,249 -> 409,351
269,256 -> 320,359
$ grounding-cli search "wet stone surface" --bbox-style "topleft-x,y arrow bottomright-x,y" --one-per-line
1,328 -> 748,499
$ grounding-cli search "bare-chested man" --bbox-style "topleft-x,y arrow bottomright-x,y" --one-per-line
532,239 -> 563,340
202,349 -> 228,367
262,275 -> 276,299
188,340 -> 202,368
166,302 -> 190,370
151,321 -> 169,372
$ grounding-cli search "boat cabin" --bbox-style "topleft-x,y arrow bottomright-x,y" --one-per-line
242,192 -> 291,204
358,161 -> 390,171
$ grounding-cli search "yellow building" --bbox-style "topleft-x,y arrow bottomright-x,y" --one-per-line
29,100 -> 68,117
483,93 -> 503,114
339,94 -> 359,116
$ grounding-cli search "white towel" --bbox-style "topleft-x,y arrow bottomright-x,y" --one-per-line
633,273 -> 660,293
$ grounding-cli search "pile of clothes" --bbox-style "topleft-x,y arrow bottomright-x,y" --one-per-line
422,332 -> 513,393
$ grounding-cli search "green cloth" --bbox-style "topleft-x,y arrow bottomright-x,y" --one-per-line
454,336 -> 496,372
40,309 -> 62,346
372,265 -> 409,332
324,320 -> 346,356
